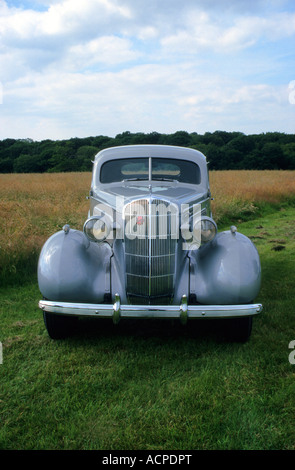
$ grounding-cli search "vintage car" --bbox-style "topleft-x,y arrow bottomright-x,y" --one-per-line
38,145 -> 262,341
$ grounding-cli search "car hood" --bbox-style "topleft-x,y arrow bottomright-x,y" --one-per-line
92,181 -> 209,210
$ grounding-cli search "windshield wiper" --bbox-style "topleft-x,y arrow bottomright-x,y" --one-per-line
122,177 -> 149,182
152,177 -> 178,182
123,177 -> 178,183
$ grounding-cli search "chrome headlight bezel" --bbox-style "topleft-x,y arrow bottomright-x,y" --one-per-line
193,216 -> 218,244
83,215 -> 112,242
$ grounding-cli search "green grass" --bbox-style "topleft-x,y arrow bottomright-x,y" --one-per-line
1,206 -> 295,450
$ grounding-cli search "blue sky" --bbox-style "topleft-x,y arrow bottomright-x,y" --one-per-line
0,0 -> 294,141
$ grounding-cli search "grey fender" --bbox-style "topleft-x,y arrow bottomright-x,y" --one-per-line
38,228 -> 112,303
189,230 -> 261,305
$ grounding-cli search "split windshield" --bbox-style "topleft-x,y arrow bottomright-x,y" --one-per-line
100,157 -> 201,185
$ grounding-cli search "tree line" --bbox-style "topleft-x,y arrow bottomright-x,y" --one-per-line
0,130 -> 295,173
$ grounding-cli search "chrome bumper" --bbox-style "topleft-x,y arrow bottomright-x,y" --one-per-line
39,295 -> 262,325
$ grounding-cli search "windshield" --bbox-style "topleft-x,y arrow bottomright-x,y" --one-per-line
100,157 -> 201,184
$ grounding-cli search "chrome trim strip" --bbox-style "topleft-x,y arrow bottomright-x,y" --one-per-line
148,195 -> 152,296
39,296 -> 262,320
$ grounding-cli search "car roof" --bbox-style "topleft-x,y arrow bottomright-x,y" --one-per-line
94,144 -> 207,165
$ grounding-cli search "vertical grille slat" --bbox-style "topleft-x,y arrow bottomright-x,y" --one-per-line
124,198 -> 177,304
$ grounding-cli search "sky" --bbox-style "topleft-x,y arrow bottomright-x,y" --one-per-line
0,0 -> 294,141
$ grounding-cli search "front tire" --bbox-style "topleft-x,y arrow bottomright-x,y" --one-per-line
224,316 -> 253,343
43,311 -> 78,339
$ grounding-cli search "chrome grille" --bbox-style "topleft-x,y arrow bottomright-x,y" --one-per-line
124,198 -> 178,304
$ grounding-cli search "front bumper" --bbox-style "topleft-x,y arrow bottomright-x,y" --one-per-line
39,295 -> 262,325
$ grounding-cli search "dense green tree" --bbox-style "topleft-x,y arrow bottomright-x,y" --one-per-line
13,154 -> 41,173
206,144 -> 226,170
212,130 -> 235,145
227,134 -> 256,154
145,132 -> 161,144
260,142 -> 285,169
92,135 -> 114,149
0,157 -> 13,172
167,130 -> 191,147
282,143 -> 295,169
0,131 -> 294,173
76,146 -> 98,171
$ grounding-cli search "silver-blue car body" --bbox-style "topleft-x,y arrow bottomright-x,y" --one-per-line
38,145 -> 262,341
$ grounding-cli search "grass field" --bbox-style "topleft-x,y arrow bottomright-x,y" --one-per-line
1,171 -> 295,450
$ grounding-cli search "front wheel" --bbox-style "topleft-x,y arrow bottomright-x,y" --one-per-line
224,316 -> 253,343
43,311 -> 78,339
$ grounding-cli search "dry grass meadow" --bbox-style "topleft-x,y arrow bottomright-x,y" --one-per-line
209,170 -> 295,222
1,170 -> 295,282
0,172 -> 91,281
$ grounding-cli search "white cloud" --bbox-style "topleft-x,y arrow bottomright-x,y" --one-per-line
39,0 -> 132,36
64,36 -> 140,70
0,0 -> 132,45
0,0 -> 294,140
0,0 -> 137,77
161,11 -> 295,54
2,62 -> 293,141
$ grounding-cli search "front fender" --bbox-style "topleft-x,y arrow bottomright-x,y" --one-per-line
38,228 -> 112,303
189,230 -> 261,305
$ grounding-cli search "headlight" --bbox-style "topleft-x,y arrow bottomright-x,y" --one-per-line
193,217 -> 217,244
83,216 -> 111,242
